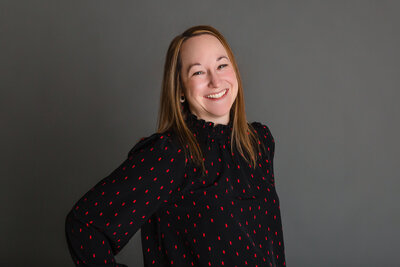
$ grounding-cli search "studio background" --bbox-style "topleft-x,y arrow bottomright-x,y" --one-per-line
1,1 -> 399,266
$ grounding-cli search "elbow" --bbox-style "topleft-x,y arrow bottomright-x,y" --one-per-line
65,208 -> 80,241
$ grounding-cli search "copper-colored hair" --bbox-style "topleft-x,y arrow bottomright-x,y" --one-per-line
157,25 -> 263,175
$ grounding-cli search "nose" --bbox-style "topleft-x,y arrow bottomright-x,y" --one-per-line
208,71 -> 221,88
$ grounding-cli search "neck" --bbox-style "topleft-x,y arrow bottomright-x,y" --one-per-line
190,111 -> 230,126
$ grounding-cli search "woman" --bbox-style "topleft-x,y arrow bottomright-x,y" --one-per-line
65,25 -> 286,267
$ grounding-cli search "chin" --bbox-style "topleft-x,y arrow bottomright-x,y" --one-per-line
206,107 -> 232,118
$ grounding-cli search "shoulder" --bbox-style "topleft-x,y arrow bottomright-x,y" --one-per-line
250,122 -> 274,143
250,121 -> 275,155
127,131 -> 184,158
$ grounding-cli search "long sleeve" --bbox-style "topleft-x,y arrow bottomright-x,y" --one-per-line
252,122 -> 276,186
263,123 -> 276,186
252,122 -> 286,265
65,133 -> 187,266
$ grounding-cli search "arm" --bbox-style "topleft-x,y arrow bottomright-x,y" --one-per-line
65,133 -> 187,266
263,124 -> 275,184
252,122 -> 276,186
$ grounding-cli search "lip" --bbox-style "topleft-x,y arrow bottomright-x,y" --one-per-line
204,88 -> 229,100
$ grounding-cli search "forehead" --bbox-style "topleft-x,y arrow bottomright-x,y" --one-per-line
180,34 -> 228,64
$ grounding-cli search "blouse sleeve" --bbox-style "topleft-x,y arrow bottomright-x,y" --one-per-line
252,122 -> 276,185
65,133 -> 187,267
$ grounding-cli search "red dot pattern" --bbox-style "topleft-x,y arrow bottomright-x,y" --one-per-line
65,112 -> 286,266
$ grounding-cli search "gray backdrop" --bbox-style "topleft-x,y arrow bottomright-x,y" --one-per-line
1,1 -> 399,266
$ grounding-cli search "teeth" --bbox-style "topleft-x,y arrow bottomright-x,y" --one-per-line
205,89 -> 227,99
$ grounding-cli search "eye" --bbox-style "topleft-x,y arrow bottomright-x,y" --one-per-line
193,71 -> 203,76
218,64 -> 228,69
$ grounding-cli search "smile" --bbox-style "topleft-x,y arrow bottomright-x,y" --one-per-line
205,88 -> 229,99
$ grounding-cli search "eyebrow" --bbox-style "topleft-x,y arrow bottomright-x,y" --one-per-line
186,55 -> 229,76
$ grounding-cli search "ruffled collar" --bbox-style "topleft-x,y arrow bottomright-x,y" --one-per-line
185,112 -> 233,141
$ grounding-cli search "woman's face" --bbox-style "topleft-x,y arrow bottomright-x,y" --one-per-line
179,34 -> 238,125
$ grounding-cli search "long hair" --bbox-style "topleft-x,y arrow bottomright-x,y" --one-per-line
157,25 -> 262,175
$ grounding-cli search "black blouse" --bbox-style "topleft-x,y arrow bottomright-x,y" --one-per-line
65,113 -> 286,266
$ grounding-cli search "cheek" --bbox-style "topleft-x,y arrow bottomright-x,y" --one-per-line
225,73 -> 238,97
186,80 -> 208,97
230,71 -> 238,84
184,85 -> 202,107
222,68 -> 238,84
228,72 -> 239,98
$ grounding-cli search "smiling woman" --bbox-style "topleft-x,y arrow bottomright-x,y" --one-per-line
179,34 -> 238,125
65,25 -> 286,267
